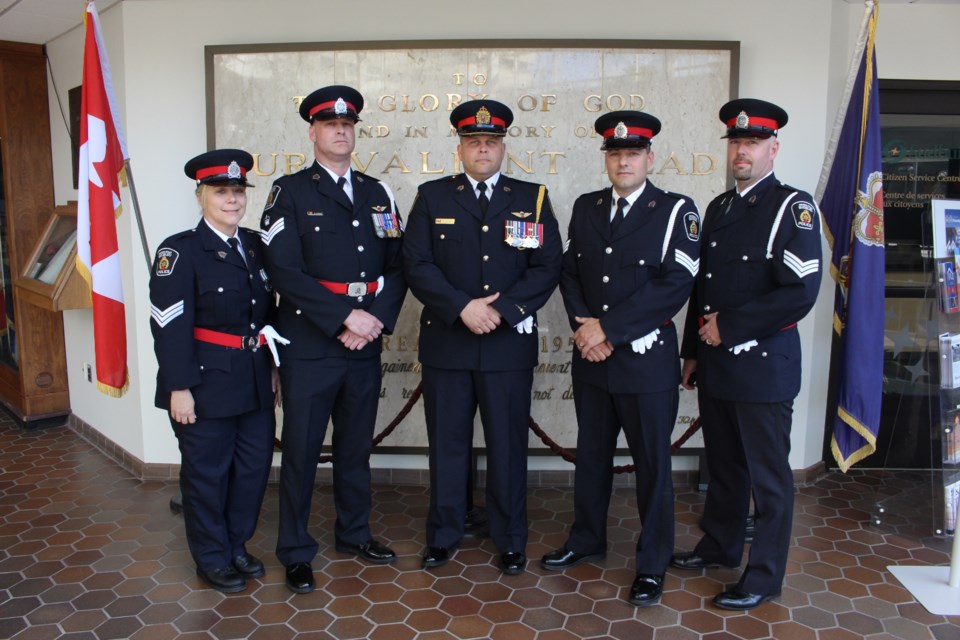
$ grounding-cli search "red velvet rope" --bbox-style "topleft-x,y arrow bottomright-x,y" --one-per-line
276,381 -> 702,474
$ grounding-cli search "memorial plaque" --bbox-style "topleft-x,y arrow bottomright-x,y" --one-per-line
207,41 -> 736,451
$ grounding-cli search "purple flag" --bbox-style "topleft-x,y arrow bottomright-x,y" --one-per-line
816,1 -> 885,472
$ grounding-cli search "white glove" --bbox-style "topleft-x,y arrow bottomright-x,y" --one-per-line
514,316 -> 534,334
631,328 -> 661,354
729,339 -> 758,355
259,324 -> 291,367
375,275 -> 385,297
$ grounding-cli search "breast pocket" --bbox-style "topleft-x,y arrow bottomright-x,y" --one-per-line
727,246 -> 770,292
432,224 -> 462,266
621,248 -> 661,288
299,212 -> 337,268
198,276 -> 244,324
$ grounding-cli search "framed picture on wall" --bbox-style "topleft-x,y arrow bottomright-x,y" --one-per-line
932,199 -> 960,258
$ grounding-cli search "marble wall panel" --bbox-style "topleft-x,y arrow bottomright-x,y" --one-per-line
210,43 -> 734,450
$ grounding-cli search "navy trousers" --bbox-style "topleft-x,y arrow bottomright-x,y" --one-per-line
276,356 -> 380,566
422,366 -> 532,553
173,408 -> 274,571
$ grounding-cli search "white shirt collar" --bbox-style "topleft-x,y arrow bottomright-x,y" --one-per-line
318,163 -> 353,198
466,172 -> 500,195
204,218 -> 241,247
736,170 -> 773,198
610,181 -> 647,218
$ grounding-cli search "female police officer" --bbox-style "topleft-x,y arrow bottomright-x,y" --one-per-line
150,149 -> 283,593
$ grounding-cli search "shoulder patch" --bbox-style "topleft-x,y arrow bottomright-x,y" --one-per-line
683,211 -> 701,241
791,201 -> 816,231
263,184 -> 281,213
154,247 -> 179,277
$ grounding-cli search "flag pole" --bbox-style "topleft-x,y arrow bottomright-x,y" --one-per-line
124,159 -> 152,269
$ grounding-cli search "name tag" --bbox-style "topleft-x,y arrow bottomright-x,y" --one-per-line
435,218 -> 456,225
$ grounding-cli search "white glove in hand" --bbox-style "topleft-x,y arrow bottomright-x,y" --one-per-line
729,339 -> 758,355
631,328 -> 661,354
259,324 -> 291,367
514,316 -> 534,334
375,276 -> 385,297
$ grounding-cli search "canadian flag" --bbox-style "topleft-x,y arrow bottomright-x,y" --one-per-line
77,1 -> 128,397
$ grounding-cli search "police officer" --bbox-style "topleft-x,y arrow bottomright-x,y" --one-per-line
259,85 -> 406,594
671,99 -> 822,610
404,99 -> 562,575
541,111 -> 700,606
150,149 -> 280,593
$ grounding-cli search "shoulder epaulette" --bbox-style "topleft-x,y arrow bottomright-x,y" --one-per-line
356,170 -> 380,184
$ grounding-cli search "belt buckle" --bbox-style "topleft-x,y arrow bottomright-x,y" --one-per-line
346,282 -> 367,297
243,335 -> 259,351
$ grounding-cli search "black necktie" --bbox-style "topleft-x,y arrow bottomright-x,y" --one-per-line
477,181 -> 489,215
337,175 -> 352,203
227,237 -> 247,268
611,197 -> 628,234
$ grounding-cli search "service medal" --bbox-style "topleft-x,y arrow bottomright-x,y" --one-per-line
372,212 -> 402,238
505,220 -> 543,250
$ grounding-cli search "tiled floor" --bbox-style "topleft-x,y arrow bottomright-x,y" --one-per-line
1,418 -> 959,640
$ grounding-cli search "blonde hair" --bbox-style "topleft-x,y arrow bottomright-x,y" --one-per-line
195,183 -> 247,210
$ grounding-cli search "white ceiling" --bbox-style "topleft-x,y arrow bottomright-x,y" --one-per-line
0,0 -> 956,46
0,0 -> 121,46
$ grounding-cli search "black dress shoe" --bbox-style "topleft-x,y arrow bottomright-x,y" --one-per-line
232,553 -> 265,579
335,539 -> 396,565
713,588 -> 779,610
197,565 -> 246,593
285,562 -> 315,594
540,547 -> 604,571
670,552 -> 726,570
422,546 -> 451,569
628,573 -> 664,607
500,552 -> 526,575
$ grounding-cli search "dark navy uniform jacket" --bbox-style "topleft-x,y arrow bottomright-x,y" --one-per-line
404,174 -> 562,371
258,162 -> 406,360
150,222 -> 276,418
561,182 -> 701,395
681,173 -> 822,403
